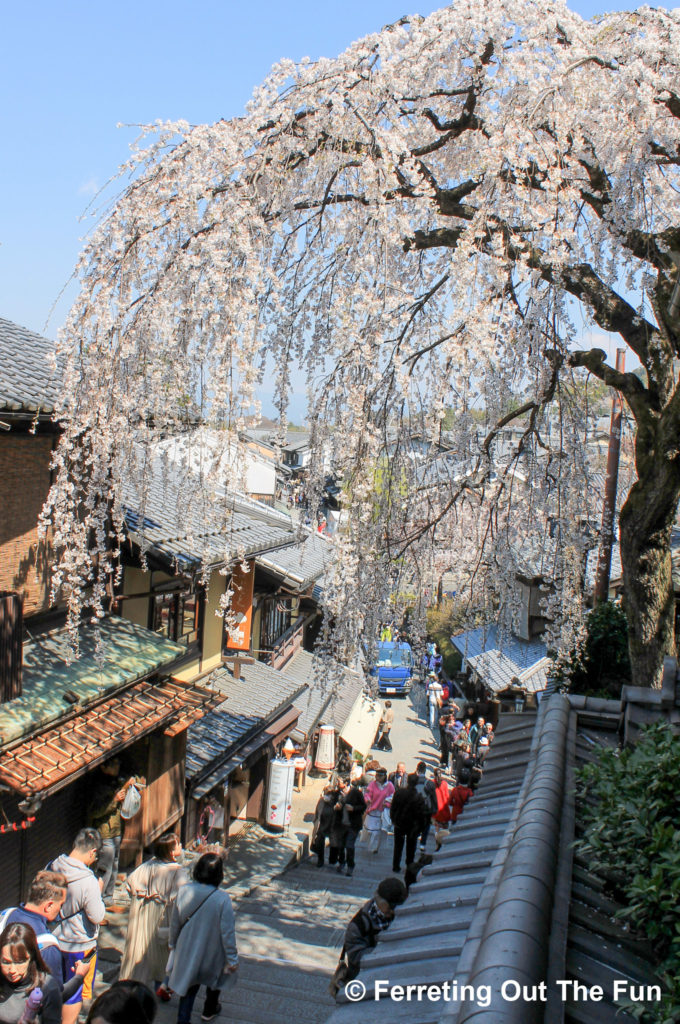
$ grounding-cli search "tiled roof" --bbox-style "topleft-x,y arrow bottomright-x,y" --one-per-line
256,530 -> 332,590
281,432 -> 311,451
466,650 -> 551,695
452,624 -> 548,693
185,659 -> 307,789
322,663 -> 366,735
331,694 -> 660,1023
0,677 -> 220,797
328,712 -> 538,1022
0,317 -> 61,416
285,650 -> 335,742
122,450 -> 296,570
0,617 -> 184,748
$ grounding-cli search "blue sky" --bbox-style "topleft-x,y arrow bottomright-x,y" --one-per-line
0,1 -> 665,416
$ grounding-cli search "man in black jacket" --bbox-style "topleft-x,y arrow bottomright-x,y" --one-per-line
388,762 -> 408,789
390,773 -> 427,873
329,778 -> 366,877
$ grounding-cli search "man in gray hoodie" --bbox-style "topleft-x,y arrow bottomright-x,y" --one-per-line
49,828 -> 106,1024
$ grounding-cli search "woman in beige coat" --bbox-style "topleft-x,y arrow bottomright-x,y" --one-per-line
119,833 -> 188,987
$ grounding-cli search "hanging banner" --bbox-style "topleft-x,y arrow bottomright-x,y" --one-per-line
226,561 -> 255,651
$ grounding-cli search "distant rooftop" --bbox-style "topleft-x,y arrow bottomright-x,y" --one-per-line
121,448 -> 296,570
0,317 -> 61,416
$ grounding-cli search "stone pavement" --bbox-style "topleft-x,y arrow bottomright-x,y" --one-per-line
98,681 -> 436,1024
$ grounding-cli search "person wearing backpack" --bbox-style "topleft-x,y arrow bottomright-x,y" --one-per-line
414,762 -> 437,853
0,872 -> 67,987
0,871 -> 92,1005
329,878 -> 407,998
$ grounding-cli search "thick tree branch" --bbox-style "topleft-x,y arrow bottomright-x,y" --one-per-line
568,348 -> 650,426
527,253 -> 657,362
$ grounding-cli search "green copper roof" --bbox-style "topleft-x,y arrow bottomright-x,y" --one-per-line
0,616 -> 184,747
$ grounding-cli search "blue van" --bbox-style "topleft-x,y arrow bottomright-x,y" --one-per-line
372,640 -> 414,696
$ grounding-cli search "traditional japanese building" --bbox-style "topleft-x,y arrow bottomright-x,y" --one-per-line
0,317 -> 219,902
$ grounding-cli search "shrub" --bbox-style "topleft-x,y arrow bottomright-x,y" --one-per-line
426,600 -> 465,677
575,723 -> 680,1023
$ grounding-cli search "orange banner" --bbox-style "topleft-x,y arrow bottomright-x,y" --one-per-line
226,561 -> 255,651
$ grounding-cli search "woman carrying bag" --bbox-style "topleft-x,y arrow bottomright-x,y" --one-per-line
167,854 -> 238,1024
311,787 -> 336,868
119,833 -> 188,989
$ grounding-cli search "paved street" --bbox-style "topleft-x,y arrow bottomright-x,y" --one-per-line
148,681 -> 437,1024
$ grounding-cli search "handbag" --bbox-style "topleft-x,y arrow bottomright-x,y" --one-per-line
329,957 -> 351,998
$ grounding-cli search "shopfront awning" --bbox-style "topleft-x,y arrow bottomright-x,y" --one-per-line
191,704 -> 300,799
0,677 -> 221,798
339,691 -> 382,757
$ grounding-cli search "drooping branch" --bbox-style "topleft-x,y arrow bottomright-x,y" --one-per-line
406,219 -> 659,368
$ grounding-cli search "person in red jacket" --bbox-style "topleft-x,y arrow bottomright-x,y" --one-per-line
432,769 -> 451,826
448,779 -> 474,824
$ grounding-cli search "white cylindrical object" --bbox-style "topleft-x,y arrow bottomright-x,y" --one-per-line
266,757 -> 296,829
314,724 -> 335,769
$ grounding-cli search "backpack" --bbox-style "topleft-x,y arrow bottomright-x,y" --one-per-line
0,907 -> 60,953
415,777 -> 436,815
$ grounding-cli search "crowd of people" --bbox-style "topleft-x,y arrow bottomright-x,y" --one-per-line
0,833 -> 237,1024
311,756 -> 477,878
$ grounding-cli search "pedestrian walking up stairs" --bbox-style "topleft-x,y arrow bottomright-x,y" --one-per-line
326,712 -> 538,1023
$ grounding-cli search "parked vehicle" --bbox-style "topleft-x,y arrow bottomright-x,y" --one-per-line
372,640 -> 414,696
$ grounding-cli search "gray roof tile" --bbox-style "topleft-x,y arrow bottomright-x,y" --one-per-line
281,649 -> 367,742
327,712 -> 537,1023
0,317 -> 61,415
285,650 -> 334,742
122,450 -> 296,569
186,660 -> 307,787
452,624 -> 549,694
256,530 -> 332,590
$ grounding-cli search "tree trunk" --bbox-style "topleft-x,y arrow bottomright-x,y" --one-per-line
618,448 -> 680,687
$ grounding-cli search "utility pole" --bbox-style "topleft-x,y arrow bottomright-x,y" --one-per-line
594,348 -> 626,603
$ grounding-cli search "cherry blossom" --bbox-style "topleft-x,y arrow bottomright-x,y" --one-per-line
43,1 -> 680,684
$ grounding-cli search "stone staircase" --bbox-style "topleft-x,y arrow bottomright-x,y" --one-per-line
110,691 -> 440,1024
155,831 -> 434,1024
